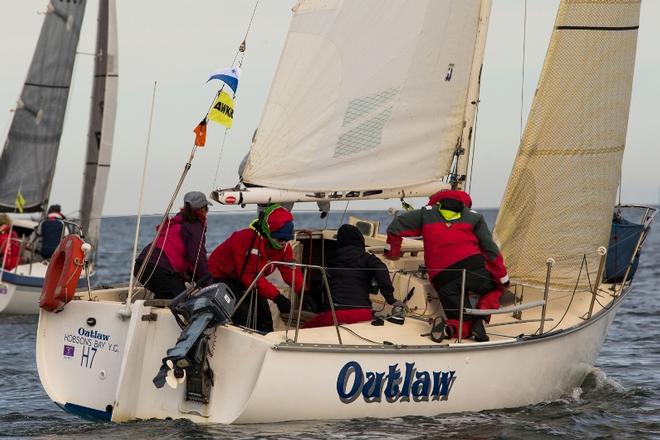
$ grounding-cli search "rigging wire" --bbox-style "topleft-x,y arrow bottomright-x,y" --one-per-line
210,0 -> 260,193
211,129 -> 230,189
519,0 -> 528,141
538,255 -> 586,335
466,101 -> 480,194
233,0 -> 260,67
339,201 -> 351,226
126,82 -> 158,303
134,4 -> 263,290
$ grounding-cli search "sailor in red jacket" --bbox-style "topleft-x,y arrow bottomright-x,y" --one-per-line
135,191 -> 213,299
0,220 -> 20,272
208,204 -> 305,333
385,190 -> 508,342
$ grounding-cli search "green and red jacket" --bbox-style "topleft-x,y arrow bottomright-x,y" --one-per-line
386,190 -> 508,284
208,228 -> 305,300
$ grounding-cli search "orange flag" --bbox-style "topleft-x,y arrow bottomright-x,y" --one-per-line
193,119 -> 207,147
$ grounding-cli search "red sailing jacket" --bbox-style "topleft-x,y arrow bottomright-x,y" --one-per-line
386,190 -> 508,284
0,228 -> 20,271
139,211 -> 212,285
208,228 -> 305,300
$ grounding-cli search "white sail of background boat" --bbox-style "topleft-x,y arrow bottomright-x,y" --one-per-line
0,0 -> 118,314
36,0 -> 655,424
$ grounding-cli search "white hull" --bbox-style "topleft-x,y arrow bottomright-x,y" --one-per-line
0,263 -> 48,314
0,263 -> 93,315
35,284 -> 625,424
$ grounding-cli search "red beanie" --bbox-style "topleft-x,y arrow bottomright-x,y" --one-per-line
266,206 -> 294,233
428,190 -> 472,208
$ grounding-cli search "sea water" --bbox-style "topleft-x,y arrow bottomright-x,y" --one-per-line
1,209 -> 659,439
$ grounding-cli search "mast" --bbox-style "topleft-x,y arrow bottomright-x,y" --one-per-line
80,0 -> 118,255
0,1 -> 86,213
453,0 -> 492,191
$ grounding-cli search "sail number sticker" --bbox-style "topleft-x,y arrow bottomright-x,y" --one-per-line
62,327 -> 120,368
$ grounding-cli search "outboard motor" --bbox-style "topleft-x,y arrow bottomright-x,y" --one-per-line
152,282 -> 236,398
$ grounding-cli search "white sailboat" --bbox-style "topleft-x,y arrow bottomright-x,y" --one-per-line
36,0 -> 656,424
0,0 -> 118,314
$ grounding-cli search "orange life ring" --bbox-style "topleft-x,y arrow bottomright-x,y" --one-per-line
39,235 -> 86,312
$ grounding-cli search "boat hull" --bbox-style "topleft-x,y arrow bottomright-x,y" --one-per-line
35,292 -> 623,424
0,264 -> 93,315
0,264 -> 48,314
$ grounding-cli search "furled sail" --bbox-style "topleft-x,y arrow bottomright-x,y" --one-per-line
240,0 -> 491,195
494,0 -> 641,289
80,0 -> 118,253
0,1 -> 87,212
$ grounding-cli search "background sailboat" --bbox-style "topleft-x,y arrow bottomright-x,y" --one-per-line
0,0 -> 118,314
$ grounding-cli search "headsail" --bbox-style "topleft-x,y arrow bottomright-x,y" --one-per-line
0,1 -> 87,212
238,0 -> 491,199
494,0 -> 641,289
80,0 -> 119,253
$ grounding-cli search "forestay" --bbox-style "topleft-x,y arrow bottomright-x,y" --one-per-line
495,0 -> 641,289
80,0 -> 118,254
241,0 -> 490,194
0,1 -> 86,212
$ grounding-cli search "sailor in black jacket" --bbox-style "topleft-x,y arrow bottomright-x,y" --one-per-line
304,224 -> 400,328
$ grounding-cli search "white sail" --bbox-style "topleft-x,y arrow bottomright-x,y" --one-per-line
240,0 -> 491,195
494,0 -> 641,289
80,0 -> 118,253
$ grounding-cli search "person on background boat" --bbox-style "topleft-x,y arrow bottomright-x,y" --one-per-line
385,190 -> 509,342
304,224 -> 403,328
208,204 -> 305,333
134,191 -> 213,299
33,204 -> 67,259
0,215 -> 21,271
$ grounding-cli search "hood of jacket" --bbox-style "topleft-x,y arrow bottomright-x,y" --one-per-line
336,224 -> 365,249
428,190 -> 473,208
266,206 -> 293,233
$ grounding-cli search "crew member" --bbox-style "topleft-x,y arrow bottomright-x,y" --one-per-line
304,224 -> 403,328
0,215 -> 20,271
208,204 -> 305,333
385,190 -> 508,342
35,204 -> 67,259
135,191 -> 213,299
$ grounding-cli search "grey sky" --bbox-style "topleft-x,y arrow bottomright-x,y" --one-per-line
1,1 -> 658,217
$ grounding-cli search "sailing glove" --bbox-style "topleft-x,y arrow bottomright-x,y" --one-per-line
274,294 -> 292,314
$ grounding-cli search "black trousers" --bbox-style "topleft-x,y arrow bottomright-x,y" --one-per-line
432,266 -> 496,320
134,261 -> 187,300
216,278 -> 273,333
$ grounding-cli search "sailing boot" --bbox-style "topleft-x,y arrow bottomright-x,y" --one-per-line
471,318 -> 489,342
387,301 -> 406,325
429,317 -> 454,343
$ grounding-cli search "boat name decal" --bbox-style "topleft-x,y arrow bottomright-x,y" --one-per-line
336,361 -> 456,403
77,327 -> 110,341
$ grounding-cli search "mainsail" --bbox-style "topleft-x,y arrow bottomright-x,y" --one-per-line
0,1 -> 87,212
240,0 -> 491,196
494,0 -> 641,289
80,0 -> 118,253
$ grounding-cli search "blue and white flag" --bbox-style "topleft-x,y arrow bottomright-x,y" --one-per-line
207,66 -> 241,93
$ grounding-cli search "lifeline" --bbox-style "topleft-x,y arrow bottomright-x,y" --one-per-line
336,361 -> 456,403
